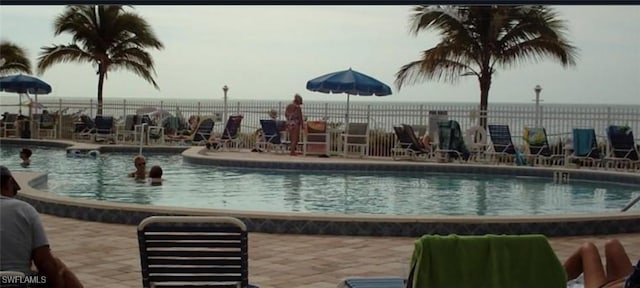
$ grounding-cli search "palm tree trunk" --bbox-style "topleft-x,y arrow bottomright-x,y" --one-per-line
478,74 -> 491,129
97,65 -> 105,115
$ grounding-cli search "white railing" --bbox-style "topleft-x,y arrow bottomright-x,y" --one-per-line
4,97 -> 639,157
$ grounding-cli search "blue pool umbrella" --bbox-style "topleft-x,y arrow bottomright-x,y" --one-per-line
0,74 -> 52,94
0,74 -> 52,115
306,68 -> 392,124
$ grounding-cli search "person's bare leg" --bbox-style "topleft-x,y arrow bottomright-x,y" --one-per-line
604,239 -> 634,283
289,126 -> 299,155
564,242 -> 608,288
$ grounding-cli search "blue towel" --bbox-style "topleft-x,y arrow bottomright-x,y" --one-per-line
573,128 -> 596,156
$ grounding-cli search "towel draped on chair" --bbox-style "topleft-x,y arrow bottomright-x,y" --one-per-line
408,234 -> 567,288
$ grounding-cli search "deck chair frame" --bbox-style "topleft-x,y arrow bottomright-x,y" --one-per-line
256,119 -> 287,153
342,122 -> 369,158
1,113 -> 18,137
217,115 -> 244,151
604,125 -> 640,170
568,128 -> 602,168
434,121 -> 466,163
487,124 -> 517,164
303,120 -> 330,156
523,127 -> 564,166
93,115 -> 117,143
391,125 -> 429,161
137,216 -> 257,288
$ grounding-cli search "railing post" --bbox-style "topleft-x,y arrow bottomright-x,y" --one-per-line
324,102 -> 329,120
90,99 -> 94,117
58,98 -> 63,139
366,105 -> 371,124
420,104 -> 425,126
123,99 -> 127,119
160,101 -> 164,111
197,102 -> 201,116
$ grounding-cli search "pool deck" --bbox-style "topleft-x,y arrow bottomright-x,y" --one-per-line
43,214 -> 640,288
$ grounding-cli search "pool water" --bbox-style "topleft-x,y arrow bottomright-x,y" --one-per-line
1,145 -> 639,216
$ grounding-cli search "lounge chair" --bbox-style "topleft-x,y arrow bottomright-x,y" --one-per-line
342,123 -> 369,158
604,125 -> 639,170
391,125 -> 430,161
38,112 -> 56,138
137,216 -> 258,288
220,115 -> 244,150
568,128 -> 602,167
73,115 -> 96,141
303,120 -> 329,156
167,117 -> 214,145
93,115 -> 116,143
1,113 -> 18,137
435,120 -> 470,162
256,119 -> 287,153
341,234 -> 566,288
487,124 -> 517,164
116,115 -> 138,143
523,127 -> 564,166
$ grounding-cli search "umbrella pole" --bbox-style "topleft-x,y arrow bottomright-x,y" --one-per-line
18,94 -> 22,114
344,94 -> 350,157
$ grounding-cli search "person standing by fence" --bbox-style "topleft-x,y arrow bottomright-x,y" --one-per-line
285,94 -> 304,156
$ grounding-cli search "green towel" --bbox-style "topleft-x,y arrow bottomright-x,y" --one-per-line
409,234 -> 567,288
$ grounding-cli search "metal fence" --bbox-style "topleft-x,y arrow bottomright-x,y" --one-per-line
7,97 -> 640,157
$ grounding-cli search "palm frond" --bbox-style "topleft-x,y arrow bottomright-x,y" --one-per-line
0,40 -> 32,74
37,44 -> 94,74
109,59 -> 159,89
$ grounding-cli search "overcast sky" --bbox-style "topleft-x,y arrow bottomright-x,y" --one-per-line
0,5 -> 638,105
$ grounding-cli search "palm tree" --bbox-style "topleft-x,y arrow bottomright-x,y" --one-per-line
37,5 -> 164,115
0,40 -> 32,75
395,5 -> 578,128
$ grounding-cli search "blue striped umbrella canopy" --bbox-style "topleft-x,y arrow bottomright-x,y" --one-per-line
306,68 -> 392,124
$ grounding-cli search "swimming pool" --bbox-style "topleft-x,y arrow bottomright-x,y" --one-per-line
2,145 -> 639,216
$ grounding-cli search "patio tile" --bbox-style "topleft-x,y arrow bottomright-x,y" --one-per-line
40,214 -> 640,288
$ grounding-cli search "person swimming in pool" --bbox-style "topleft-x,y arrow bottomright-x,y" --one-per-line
148,165 -> 163,186
20,148 -> 32,167
128,155 -> 147,180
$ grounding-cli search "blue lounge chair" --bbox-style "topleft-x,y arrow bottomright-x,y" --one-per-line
257,119 -> 287,153
137,216 -> 258,288
391,125 -> 429,161
605,125 -> 639,169
192,117 -> 215,144
487,124 -> 517,164
523,127 -> 564,166
211,115 -> 243,151
435,120 -> 470,162
568,128 -> 601,167
93,115 -> 116,143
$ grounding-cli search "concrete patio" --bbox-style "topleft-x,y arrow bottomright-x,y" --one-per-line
42,214 -> 640,288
